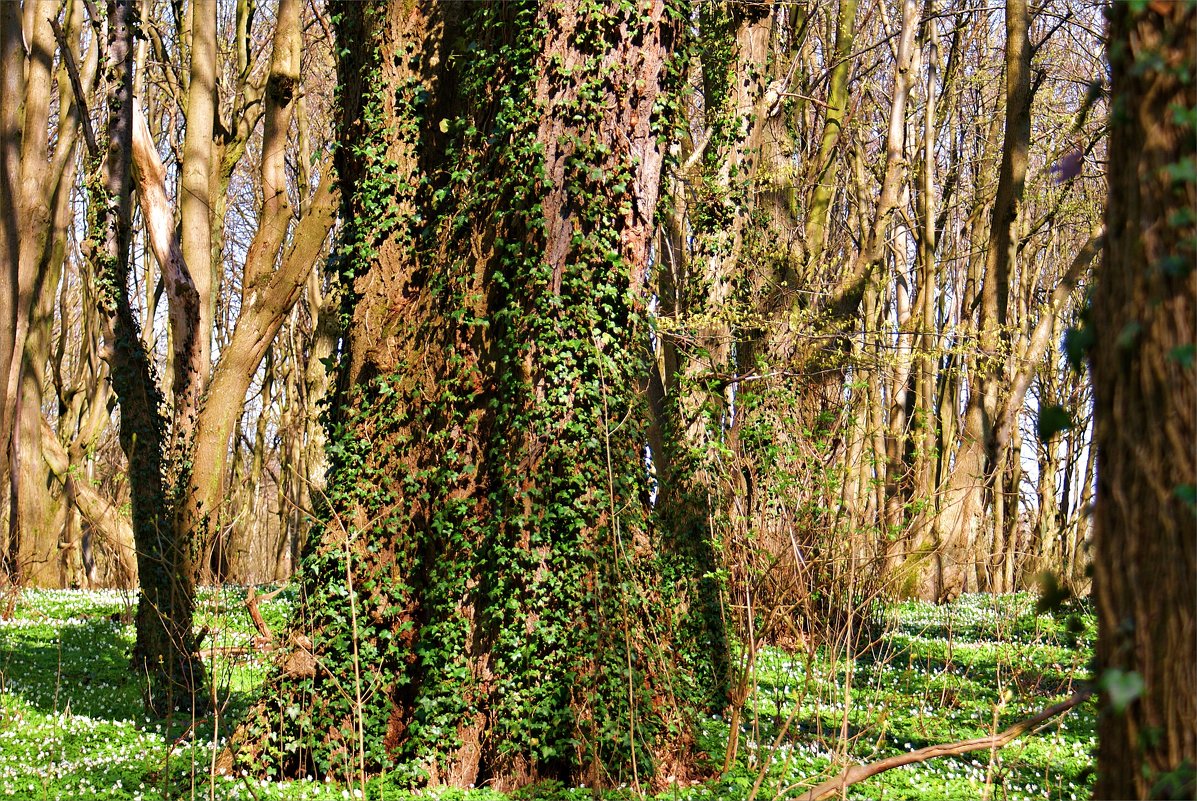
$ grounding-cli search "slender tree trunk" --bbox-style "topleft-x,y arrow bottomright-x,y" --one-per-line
802,0 -> 857,271
180,0 -> 216,380
88,0 -> 205,713
0,7 -> 21,498
1091,4 -> 1196,797
909,15 -> 942,555
15,236 -> 65,586
923,0 -> 1030,599
184,0 -> 337,573
649,0 -> 769,690
1,0 -> 91,584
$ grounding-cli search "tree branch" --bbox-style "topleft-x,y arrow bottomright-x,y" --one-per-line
794,690 -> 1093,801
130,97 -> 203,436
49,17 -> 97,158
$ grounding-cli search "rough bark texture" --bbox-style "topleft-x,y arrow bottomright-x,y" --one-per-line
1091,4 -> 1196,799
223,0 -> 723,790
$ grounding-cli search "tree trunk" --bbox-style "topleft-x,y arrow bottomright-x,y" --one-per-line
87,0 -> 205,713
1091,4 -> 1196,798
180,0 -> 216,383
920,0 -> 1030,599
224,0 -> 722,791
801,0 -> 857,271
0,0 -> 91,585
183,0 -> 337,576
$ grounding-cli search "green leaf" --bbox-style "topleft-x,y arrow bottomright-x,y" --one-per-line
1101,668 -> 1144,713
1170,344 -> 1196,368
1174,484 -> 1197,515
1117,321 -> 1142,350
1037,405 -> 1074,442
1171,102 -> 1197,130
1063,324 -> 1095,371
1164,156 -> 1197,186
1158,254 -> 1193,277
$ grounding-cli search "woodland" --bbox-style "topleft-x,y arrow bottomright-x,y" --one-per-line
0,0 -> 1192,799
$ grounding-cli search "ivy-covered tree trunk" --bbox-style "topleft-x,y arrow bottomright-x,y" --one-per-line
225,0 -> 724,790
1091,4 -> 1195,798
87,0 -> 206,714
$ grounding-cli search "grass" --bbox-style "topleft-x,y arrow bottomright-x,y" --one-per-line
0,588 -> 1095,800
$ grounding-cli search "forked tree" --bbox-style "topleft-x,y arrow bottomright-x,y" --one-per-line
223,0 -> 726,790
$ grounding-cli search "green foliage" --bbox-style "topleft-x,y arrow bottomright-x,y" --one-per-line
231,0 -> 723,788
1,589 -> 1096,801
707,594 -> 1097,801
1036,405 -> 1074,442
0,588 -> 290,800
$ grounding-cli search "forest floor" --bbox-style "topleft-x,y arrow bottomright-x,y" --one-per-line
0,588 -> 1095,800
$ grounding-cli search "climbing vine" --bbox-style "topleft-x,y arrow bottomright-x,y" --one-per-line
227,0 -> 723,790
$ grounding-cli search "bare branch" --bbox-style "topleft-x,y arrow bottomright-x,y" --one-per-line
49,16 -> 97,158
794,691 -> 1093,801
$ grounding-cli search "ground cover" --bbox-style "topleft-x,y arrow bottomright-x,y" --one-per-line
0,589 -> 1094,800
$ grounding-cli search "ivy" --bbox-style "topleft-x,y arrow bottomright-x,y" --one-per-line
230,0 -> 721,790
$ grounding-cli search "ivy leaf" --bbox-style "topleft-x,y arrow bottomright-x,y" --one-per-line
1117,321 -> 1142,350
1164,156 -> 1197,186
1063,324 -> 1095,371
1101,668 -> 1144,713
1169,344 -> 1195,368
1038,405 -> 1074,442
1174,484 -> 1197,515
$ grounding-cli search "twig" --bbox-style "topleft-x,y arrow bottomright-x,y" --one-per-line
49,17 -> 97,158
793,690 -> 1093,801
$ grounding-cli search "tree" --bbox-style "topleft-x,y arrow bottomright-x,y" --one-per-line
81,0 -> 208,712
154,0 -> 339,584
0,0 -> 97,586
1091,3 -> 1195,798
223,0 -> 724,790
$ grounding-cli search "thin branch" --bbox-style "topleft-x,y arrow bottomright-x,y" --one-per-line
49,16 -> 97,158
793,690 -> 1093,801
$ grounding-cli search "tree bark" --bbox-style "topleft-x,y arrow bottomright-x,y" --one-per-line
0,0 -> 92,584
88,0 -> 205,713
224,0 -> 722,790
1091,4 -> 1196,797
180,0 -> 217,382
184,0 -> 337,580
801,0 -> 857,271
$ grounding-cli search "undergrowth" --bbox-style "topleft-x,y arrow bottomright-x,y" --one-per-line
0,589 -> 1094,799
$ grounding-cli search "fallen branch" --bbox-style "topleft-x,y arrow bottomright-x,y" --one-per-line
794,690 -> 1093,801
